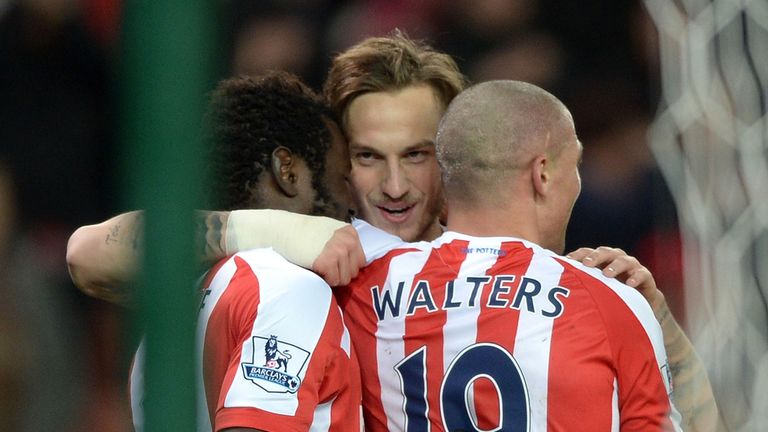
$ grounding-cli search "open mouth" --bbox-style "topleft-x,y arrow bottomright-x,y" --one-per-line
382,207 -> 409,214
377,204 -> 414,222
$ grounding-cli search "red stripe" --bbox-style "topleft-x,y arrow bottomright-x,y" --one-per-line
294,297 -> 350,428
473,241 -> 532,430
549,260 -> 674,431
404,240 -> 468,428
339,247 -> 416,430
204,256 -> 261,422
201,258 -> 229,290
327,346 -> 362,430
546,263 -> 614,430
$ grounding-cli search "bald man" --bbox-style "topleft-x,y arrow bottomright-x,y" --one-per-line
339,80 -> 683,430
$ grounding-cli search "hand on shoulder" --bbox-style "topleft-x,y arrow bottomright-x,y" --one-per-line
566,246 -> 666,312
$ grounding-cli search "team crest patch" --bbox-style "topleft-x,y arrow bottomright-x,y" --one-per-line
242,335 -> 310,393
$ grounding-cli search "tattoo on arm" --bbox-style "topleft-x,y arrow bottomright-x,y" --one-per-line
85,212 -> 146,307
196,211 -> 229,263
104,213 -> 144,251
105,224 -> 119,245
657,302 -> 721,431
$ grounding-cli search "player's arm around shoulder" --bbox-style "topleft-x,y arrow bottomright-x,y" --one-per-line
567,246 -> 721,432
224,209 -> 364,287
316,218 -> 412,287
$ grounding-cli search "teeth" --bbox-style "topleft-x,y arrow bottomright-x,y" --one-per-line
382,206 -> 408,214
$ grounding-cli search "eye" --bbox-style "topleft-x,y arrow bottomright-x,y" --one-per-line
405,150 -> 428,163
353,150 -> 379,166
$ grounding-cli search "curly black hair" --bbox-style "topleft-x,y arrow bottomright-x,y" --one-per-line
207,72 -> 336,210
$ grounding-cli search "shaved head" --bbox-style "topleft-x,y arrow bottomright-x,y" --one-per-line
436,80 -> 574,205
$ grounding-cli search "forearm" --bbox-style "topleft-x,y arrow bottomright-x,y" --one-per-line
654,296 -> 721,432
65,210 -> 228,305
66,210 -> 144,305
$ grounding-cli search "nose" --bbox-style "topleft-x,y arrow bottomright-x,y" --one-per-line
381,161 -> 409,200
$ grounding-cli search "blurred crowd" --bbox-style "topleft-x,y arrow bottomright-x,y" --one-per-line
0,0 -> 681,430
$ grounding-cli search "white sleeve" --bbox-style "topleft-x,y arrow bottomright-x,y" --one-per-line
351,218 -> 408,263
222,255 -> 335,415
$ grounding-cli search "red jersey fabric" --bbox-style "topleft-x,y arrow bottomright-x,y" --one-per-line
336,220 -> 680,432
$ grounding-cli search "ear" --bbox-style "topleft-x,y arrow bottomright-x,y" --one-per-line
270,146 -> 298,197
531,154 -> 549,198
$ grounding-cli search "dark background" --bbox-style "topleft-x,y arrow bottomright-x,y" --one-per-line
0,0 -> 682,429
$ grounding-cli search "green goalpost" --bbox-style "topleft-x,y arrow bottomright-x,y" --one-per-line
120,2 -> 217,430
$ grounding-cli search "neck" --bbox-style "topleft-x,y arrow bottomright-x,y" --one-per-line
419,220 -> 444,242
445,201 -> 540,243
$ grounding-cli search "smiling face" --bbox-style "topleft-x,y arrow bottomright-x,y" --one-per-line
345,84 -> 445,241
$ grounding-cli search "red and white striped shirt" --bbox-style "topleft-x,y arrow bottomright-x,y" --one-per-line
336,220 -> 681,431
130,248 -> 361,432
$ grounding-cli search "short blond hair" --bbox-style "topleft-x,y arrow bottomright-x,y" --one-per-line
323,29 -> 467,123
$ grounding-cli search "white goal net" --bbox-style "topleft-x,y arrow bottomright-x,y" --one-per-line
644,0 -> 768,430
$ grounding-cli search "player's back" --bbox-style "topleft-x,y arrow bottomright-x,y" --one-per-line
131,248 -> 361,432
340,223 -> 679,431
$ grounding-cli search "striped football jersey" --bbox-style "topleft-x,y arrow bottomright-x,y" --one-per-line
130,248 -> 361,432
335,219 -> 681,432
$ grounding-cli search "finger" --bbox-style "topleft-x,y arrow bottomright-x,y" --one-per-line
335,257 -> 349,286
355,242 -> 366,267
625,267 -> 660,306
318,261 -> 340,287
601,255 -> 639,278
340,246 -> 360,286
345,228 -> 366,268
339,250 -> 363,285
345,230 -> 365,282
347,250 -> 361,281
329,242 -> 354,286
333,243 -> 354,286
328,262 -> 342,287
625,266 -> 653,289
565,247 -> 594,261
585,246 -> 628,268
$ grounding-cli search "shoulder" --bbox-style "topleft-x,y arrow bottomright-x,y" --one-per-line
557,255 -> 655,321
352,218 -> 424,263
555,254 -> 664,351
233,248 -> 327,281
207,248 -> 335,305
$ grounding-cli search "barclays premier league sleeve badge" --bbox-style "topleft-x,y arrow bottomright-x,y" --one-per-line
242,335 -> 311,393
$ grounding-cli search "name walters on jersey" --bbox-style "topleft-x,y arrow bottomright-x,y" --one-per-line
371,274 -> 570,321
